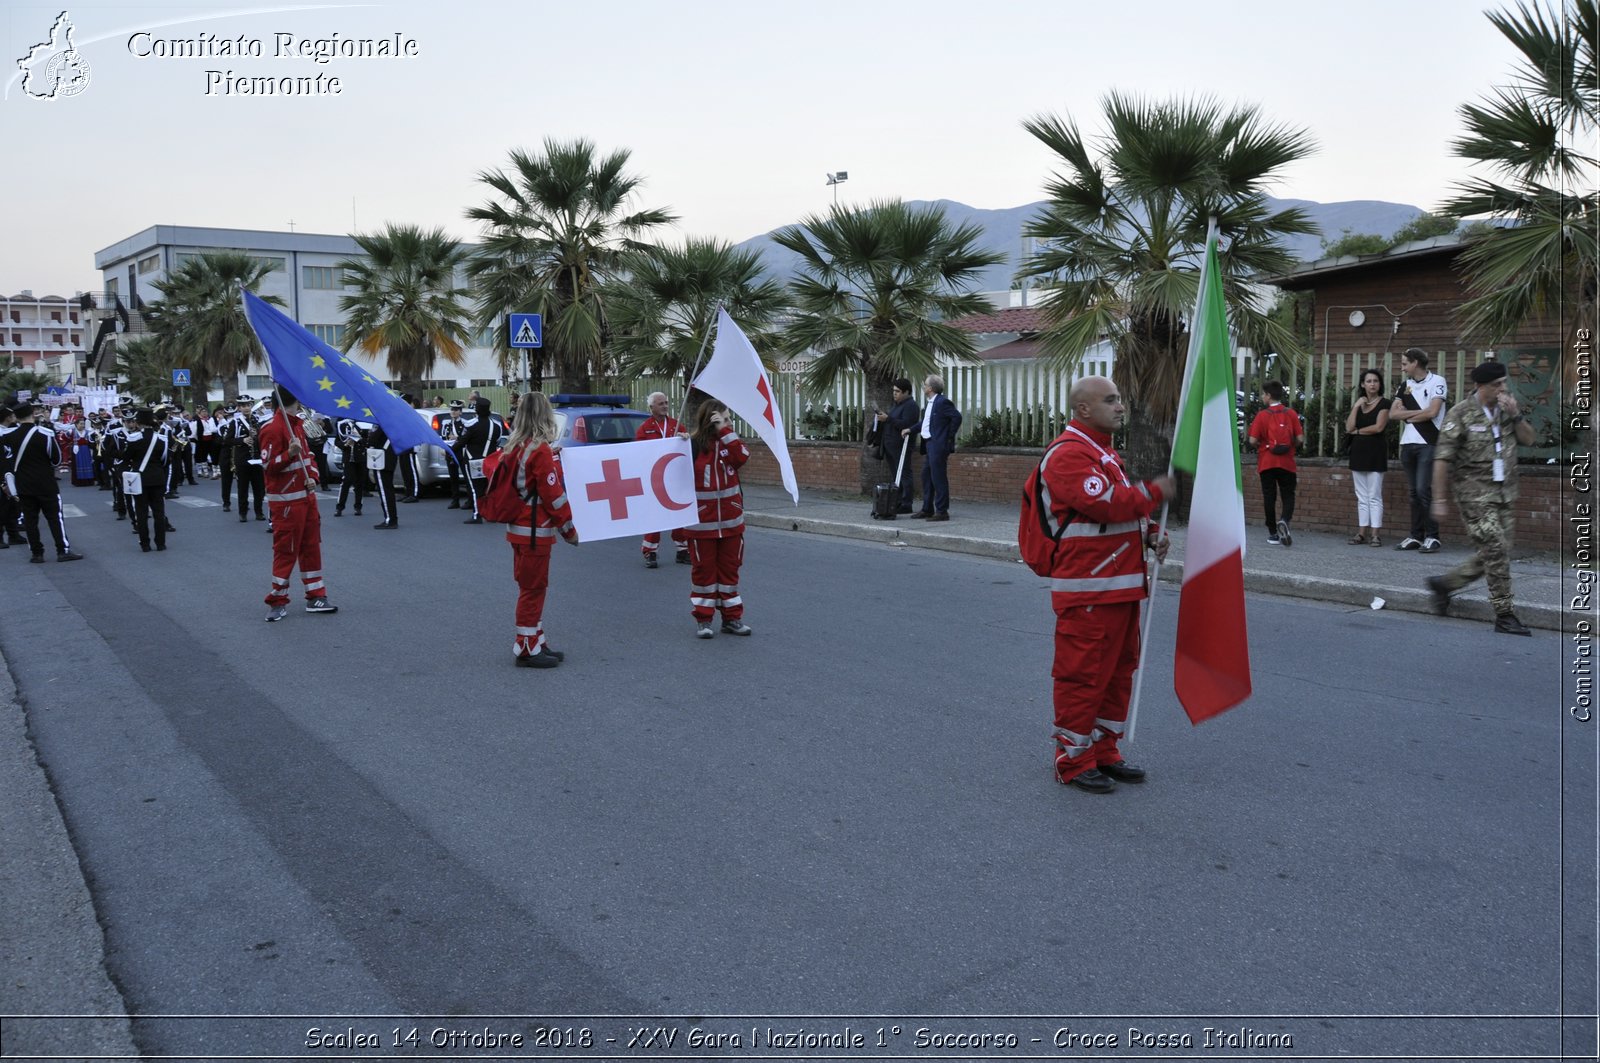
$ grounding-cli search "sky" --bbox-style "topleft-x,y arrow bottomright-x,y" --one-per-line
3,0 -> 1523,297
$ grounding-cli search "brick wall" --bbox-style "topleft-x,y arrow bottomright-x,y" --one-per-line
742,441 -> 1571,553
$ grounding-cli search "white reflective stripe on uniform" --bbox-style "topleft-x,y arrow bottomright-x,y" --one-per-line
690,596 -> 718,608
515,625 -> 540,636
1052,726 -> 1092,759
303,579 -> 325,593
721,594 -> 743,608
265,490 -> 313,502
1095,716 -> 1126,738
549,492 -> 568,509
271,577 -> 290,588
1049,572 -> 1145,593
695,486 -> 742,501
1061,519 -> 1142,538
534,527 -> 557,538
687,515 -> 744,532
557,520 -> 574,536
506,524 -> 531,538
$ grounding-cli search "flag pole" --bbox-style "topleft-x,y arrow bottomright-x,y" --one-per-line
676,305 -> 721,428
1125,217 -> 1219,743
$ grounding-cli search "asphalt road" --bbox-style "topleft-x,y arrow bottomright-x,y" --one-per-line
1,488 -> 1592,1061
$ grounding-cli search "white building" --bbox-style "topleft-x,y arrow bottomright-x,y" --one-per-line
1,290 -> 91,379
92,225 -> 507,398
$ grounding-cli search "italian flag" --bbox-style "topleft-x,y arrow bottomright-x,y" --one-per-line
1169,229 -> 1252,723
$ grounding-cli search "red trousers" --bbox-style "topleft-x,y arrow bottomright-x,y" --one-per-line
511,541 -> 552,657
265,496 -> 326,606
1051,600 -> 1140,782
642,528 -> 686,555
687,535 -> 744,621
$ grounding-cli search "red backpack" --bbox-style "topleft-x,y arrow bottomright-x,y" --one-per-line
475,448 -> 533,523
1017,441 -> 1070,576
1264,407 -> 1299,455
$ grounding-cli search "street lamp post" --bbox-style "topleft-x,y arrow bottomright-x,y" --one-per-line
826,171 -> 848,204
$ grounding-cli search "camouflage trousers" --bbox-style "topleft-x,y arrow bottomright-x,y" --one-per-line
1438,498 -> 1515,613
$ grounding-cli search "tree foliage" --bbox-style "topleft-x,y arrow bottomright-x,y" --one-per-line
464,139 -> 677,391
1441,0 -> 1597,348
147,252 -> 282,402
339,224 -> 473,392
1017,92 -> 1318,470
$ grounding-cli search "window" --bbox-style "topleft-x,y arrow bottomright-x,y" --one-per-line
246,375 -> 275,390
107,277 -> 118,296
137,254 -> 160,275
252,256 -> 286,272
11,334 -> 21,346
8,311 -> 18,323
307,324 -> 346,346
69,311 -> 78,323
417,378 -> 456,390
52,333 -> 63,345
470,326 -> 496,347
70,333 -> 79,345
303,266 -> 343,289
50,311 -> 62,322
470,378 -> 498,388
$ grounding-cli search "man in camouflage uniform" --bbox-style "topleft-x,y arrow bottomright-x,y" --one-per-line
1426,359 -> 1537,636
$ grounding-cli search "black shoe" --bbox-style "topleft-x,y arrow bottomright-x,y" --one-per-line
374,521 -> 397,529
1424,575 -> 1452,616
927,512 -> 950,522
675,549 -> 691,565
1063,769 -> 1117,794
164,522 -> 176,533
57,551 -> 83,562
1494,612 -> 1532,636
721,619 -> 753,636
222,504 -> 231,512
401,497 -> 419,503
240,514 -> 249,523
254,512 -> 265,521
141,543 -> 152,553
334,507 -> 343,517
1099,760 -> 1147,783
463,516 -> 483,524
544,647 -> 565,662
115,513 -> 127,521
164,491 -> 179,500
515,649 -> 560,668
155,544 -> 166,551
29,555 -> 45,564
644,553 -> 658,568
354,508 -> 363,516
910,511 -> 930,519
447,500 -> 462,509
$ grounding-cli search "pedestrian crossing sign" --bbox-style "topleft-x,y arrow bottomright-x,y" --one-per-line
172,368 -> 191,387
508,313 -> 542,349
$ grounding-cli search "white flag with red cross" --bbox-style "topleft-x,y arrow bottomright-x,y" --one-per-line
561,437 -> 697,543
693,309 -> 799,504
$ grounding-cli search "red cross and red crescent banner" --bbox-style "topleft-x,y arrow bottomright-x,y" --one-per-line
561,436 -> 696,542
693,309 -> 799,504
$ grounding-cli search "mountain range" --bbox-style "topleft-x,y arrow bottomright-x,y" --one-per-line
732,197 -> 1426,295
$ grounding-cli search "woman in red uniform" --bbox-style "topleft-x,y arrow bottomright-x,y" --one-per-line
684,401 -> 752,639
501,392 -> 579,668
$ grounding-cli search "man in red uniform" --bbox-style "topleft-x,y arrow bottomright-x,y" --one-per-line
1038,376 -> 1171,794
259,387 -> 336,622
635,391 -> 689,568
686,402 -> 752,639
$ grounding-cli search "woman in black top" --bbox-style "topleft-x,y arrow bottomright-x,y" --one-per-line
1345,368 -> 1391,546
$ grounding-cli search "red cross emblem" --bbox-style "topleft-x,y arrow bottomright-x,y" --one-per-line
586,457 -> 644,520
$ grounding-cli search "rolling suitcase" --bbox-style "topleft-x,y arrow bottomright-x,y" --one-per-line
871,435 -> 911,520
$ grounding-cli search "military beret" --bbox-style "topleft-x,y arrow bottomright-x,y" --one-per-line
1471,360 -> 1508,384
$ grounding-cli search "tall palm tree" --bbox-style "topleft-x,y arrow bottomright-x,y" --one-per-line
774,200 -> 1003,489
1017,93 -> 1318,473
112,336 -> 181,404
148,252 -> 281,403
1441,0 -> 1597,363
338,224 -> 473,395
606,237 -> 788,410
464,139 -> 677,392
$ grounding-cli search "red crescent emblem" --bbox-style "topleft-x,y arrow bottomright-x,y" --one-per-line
651,451 -> 692,511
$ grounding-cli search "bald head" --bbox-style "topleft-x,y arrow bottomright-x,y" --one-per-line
1070,375 -> 1124,434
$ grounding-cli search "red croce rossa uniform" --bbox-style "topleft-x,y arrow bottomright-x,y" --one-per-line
1040,420 -> 1165,783
635,414 -> 686,558
502,439 -> 577,659
258,410 -> 328,608
685,424 -> 750,622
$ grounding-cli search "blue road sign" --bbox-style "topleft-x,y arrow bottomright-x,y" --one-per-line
508,313 -> 543,349
172,369 -> 191,387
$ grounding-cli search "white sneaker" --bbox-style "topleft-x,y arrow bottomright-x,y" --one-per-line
264,605 -> 288,622
695,621 -> 714,639
1277,519 -> 1292,547
1420,538 -> 1441,554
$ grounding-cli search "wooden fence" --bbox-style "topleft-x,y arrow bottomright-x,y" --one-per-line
599,347 -> 1533,458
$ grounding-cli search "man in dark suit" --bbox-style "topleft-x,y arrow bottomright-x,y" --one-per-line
911,375 -> 961,522
9,403 -> 83,562
876,377 -> 921,514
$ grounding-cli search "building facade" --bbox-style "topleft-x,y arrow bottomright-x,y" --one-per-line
1,290 -> 90,378
92,225 -> 507,398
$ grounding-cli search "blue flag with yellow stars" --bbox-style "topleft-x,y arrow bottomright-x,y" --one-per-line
241,289 -> 451,456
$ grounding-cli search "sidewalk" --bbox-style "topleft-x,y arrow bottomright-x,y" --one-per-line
742,484 -> 1566,632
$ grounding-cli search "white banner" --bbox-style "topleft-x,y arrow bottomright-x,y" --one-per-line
694,309 -> 799,503
561,437 -> 696,543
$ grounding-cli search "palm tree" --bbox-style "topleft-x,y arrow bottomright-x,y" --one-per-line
338,224 -> 473,395
148,252 -> 282,403
1017,93 -> 1318,474
606,237 -> 789,412
464,139 -> 677,392
113,336 -> 181,404
773,200 -> 1004,490
1441,0 -> 1597,365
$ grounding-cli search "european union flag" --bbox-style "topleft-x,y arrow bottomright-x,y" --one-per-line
241,290 -> 452,457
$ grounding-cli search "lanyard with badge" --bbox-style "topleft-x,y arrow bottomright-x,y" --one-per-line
1487,409 -> 1505,482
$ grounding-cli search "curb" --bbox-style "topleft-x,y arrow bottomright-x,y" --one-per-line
746,511 -> 1564,633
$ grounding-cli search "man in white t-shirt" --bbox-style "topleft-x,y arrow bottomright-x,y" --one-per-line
1389,348 -> 1448,553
